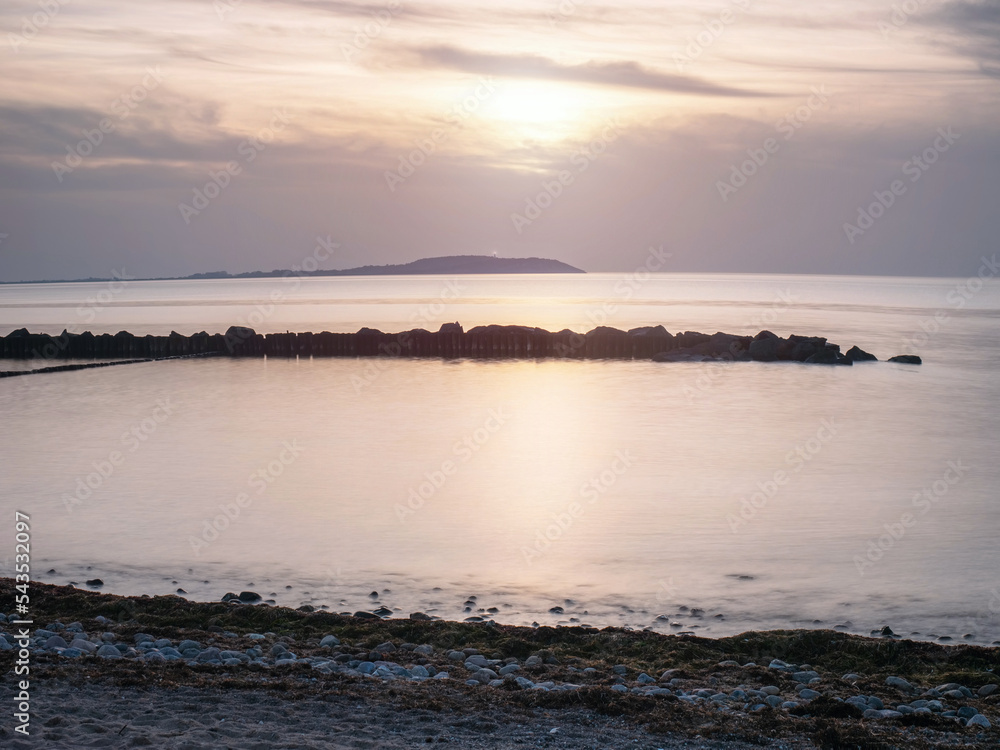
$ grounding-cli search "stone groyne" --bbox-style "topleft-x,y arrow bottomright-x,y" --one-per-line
0,324 -> 919,365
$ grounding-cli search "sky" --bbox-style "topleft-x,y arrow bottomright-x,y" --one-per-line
0,0 -> 998,281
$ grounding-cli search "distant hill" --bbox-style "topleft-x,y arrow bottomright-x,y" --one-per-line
187,255 -> 584,279
2,255 -> 585,283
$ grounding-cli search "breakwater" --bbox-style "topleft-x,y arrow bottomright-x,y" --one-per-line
0,324 -> 915,364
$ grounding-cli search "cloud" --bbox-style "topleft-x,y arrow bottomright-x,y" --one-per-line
923,0 -> 1000,77
401,45 -> 772,97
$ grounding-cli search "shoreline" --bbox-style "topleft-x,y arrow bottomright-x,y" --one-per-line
3,579 -> 997,748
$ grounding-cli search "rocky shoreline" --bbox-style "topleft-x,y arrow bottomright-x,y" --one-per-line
2,580 -> 996,748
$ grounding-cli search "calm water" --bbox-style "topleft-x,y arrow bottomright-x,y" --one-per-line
2,273 -> 999,643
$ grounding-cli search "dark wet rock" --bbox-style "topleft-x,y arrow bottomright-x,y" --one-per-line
889,354 -> 922,364
627,325 -> 671,337
221,593 -> 240,603
353,611 -> 381,620
845,345 -> 878,362
674,331 -> 712,349
438,322 -> 463,335
297,605 -> 315,612
85,579 -> 104,587
749,332 -> 781,362
585,326 -> 627,337
409,612 -> 433,621
805,348 -> 852,365
238,591 -> 262,603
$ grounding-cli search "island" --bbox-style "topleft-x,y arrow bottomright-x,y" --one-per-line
1,255 -> 585,284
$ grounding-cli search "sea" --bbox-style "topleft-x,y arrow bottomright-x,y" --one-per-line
1,271 -> 999,644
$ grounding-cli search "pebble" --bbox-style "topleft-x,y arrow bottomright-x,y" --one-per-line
6,619 -> 998,736
96,644 -> 121,659
44,635 -> 68,650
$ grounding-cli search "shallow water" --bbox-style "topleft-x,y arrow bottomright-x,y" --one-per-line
1,273 -> 999,643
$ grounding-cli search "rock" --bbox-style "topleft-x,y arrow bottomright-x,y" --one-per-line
238,591 -> 262,603
409,612 -> 432,621
804,348 -> 851,365
438,322 -> 463,335
867,696 -> 884,710
978,684 -> 998,697
499,664 -> 519,675
766,695 -> 782,707
886,676 -> 913,692
799,689 -> 822,700
411,665 -> 430,678
196,647 -> 222,662
224,326 -> 256,343
845,345 -> 878,362
372,606 -> 393,617
637,673 -> 656,684
353,611 -> 381,620
465,654 -> 489,668
474,668 -> 499,683
85,579 -> 104,587
178,640 -> 201,652
70,639 -> 96,653
967,714 -> 991,729
61,648 -> 84,658
97,644 -> 121,659
612,665 -> 628,675
749,332 -> 782,362
221,593 -> 240,603
373,641 -> 396,654
957,706 -> 979,719
761,686 -> 781,696
888,355 -> 922,365
320,635 -> 341,648
44,635 -> 68,650
525,656 -> 542,667
628,325 -> 670,337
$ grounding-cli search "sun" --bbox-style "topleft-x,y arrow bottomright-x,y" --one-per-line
483,81 -> 595,141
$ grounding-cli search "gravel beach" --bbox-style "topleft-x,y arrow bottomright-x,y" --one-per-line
2,580 -> 998,749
